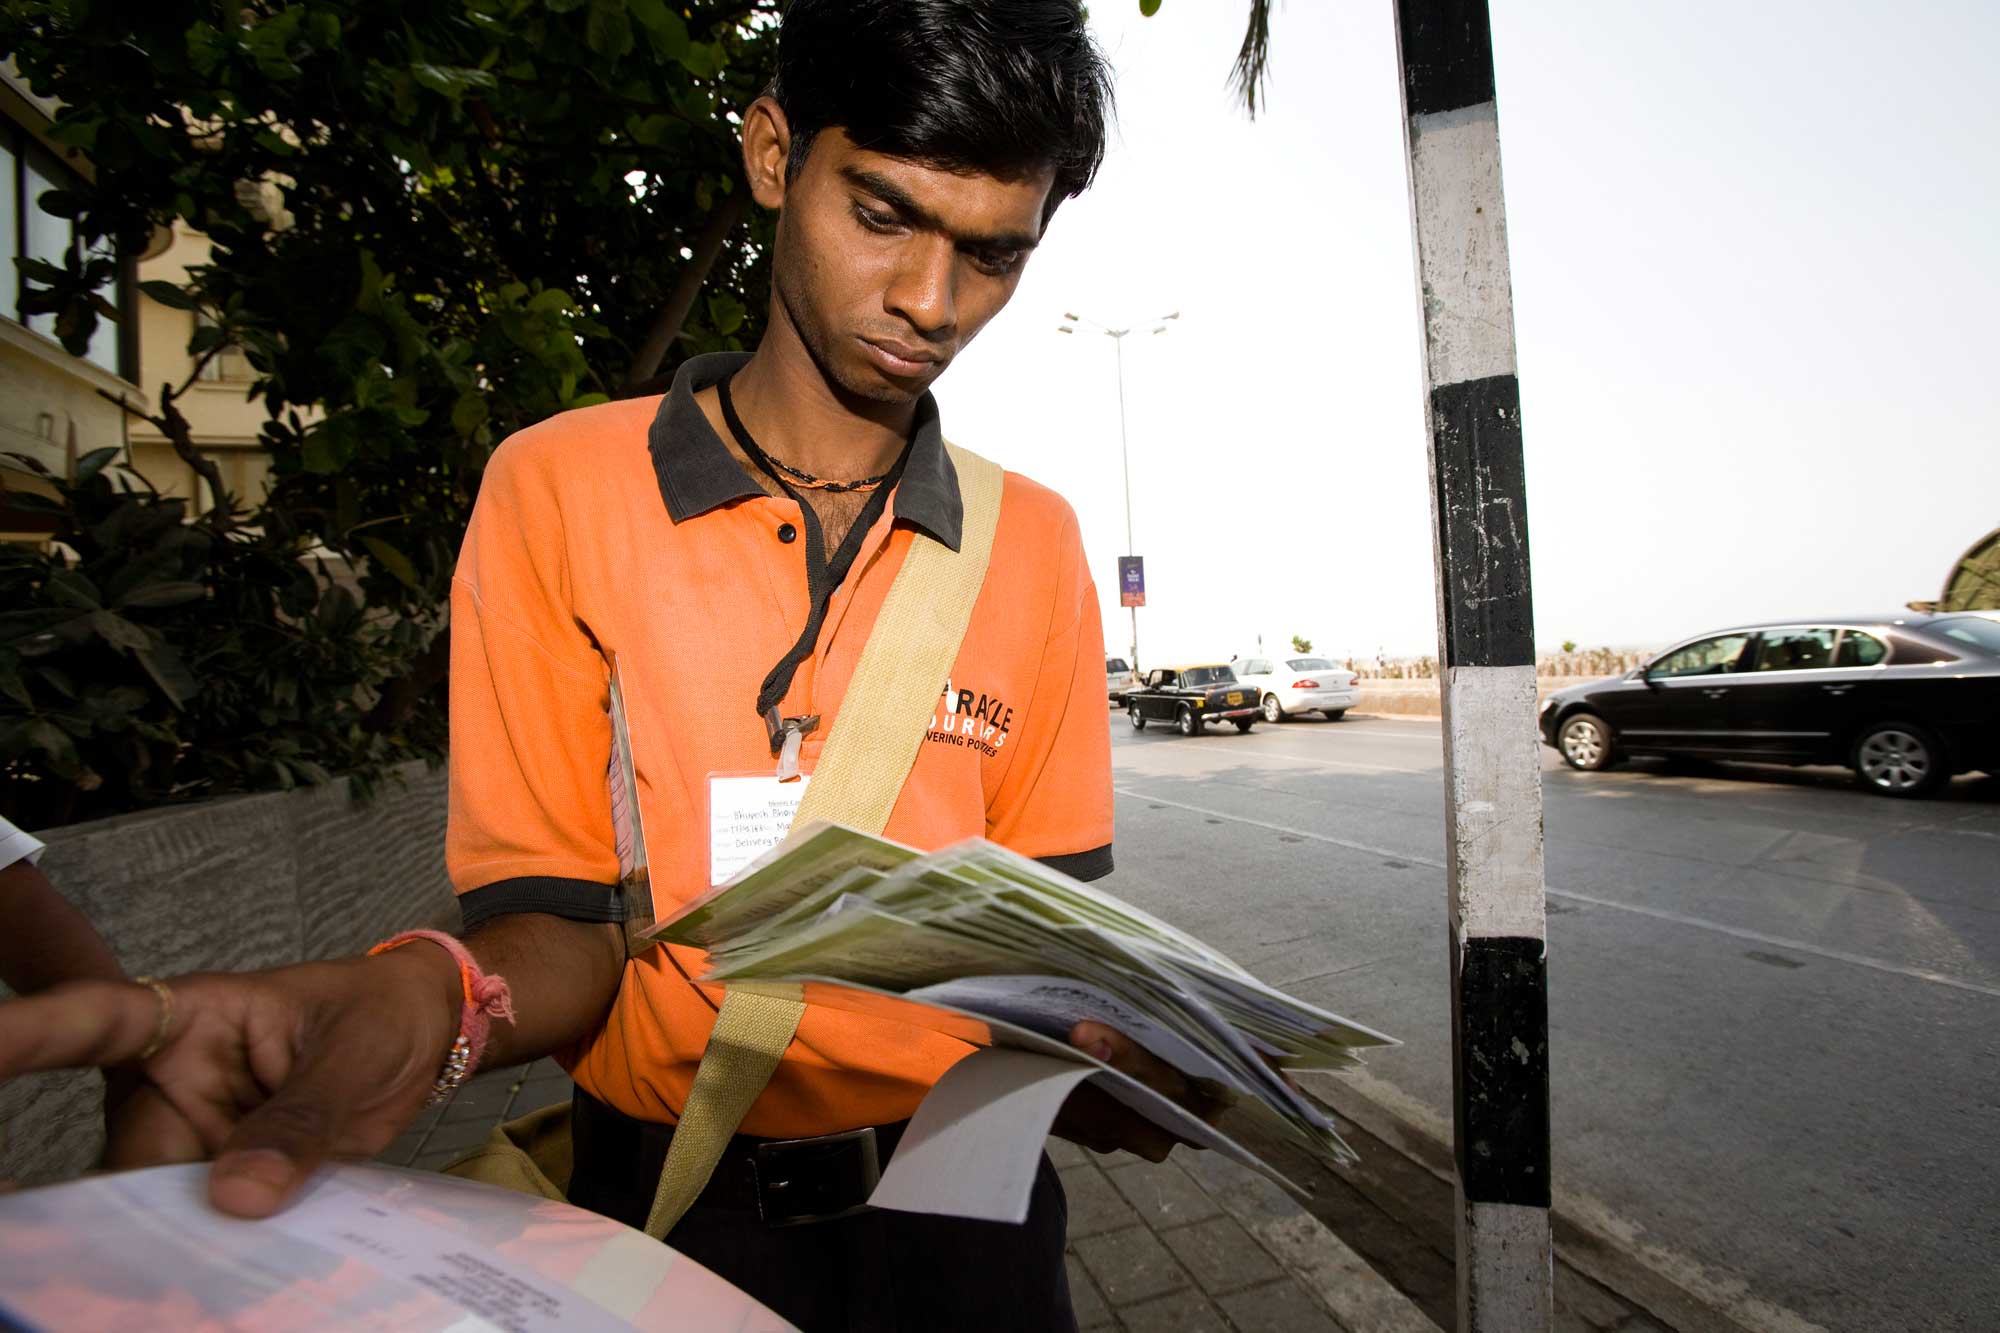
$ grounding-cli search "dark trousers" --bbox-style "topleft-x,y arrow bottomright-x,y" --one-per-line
567,1088 -> 1076,1332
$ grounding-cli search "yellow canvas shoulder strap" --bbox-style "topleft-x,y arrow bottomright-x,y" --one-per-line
642,442 -> 1006,1238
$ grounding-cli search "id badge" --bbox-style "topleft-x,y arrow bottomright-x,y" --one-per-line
709,771 -> 812,886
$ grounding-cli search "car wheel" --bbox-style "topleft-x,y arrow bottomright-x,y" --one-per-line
1557,713 -> 1616,771
1178,705 -> 1202,737
1262,694 -> 1285,723
1322,709 -> 1346,722
1233,718 -> 1254,733
1129,704 -> 1146,731
1852,721 -> 1946,797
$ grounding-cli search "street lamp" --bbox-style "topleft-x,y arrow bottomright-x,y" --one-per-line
1055,310 -> 1179,676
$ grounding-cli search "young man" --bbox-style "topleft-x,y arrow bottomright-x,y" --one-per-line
0,2 -> 1178,1326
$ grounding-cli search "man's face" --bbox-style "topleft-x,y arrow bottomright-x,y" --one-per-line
757,121 -> 1055,403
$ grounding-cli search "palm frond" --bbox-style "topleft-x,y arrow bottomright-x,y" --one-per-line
1228,0 -> 1274,118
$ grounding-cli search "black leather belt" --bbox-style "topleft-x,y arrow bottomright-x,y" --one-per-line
570,1086 -> 908,1229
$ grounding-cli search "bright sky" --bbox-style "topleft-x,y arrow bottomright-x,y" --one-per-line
934,0 -> 2000,664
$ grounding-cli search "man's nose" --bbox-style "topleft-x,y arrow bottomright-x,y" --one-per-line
884,237 -> 958,340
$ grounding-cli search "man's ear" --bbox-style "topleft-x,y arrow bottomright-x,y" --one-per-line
742,96 -> 793,210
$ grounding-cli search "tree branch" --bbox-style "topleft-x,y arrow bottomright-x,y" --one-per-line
94,339 -> 236,531
620,188 -> 749,391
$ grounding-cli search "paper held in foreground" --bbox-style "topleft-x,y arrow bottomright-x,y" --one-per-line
0,1162 -> 797,1333
645,821 -> 1400,1225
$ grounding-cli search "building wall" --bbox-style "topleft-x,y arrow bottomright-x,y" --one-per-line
0,63 -> 139,543
127,228 -> 275,512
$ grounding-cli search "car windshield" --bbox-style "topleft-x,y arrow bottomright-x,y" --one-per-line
1286,658 -> 1335,671
1929,616 -> 2000,656
1106,658 -> 1130,673
1182,667 -> 1237,686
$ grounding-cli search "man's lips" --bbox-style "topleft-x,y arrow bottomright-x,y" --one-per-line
859,336 -> 944,376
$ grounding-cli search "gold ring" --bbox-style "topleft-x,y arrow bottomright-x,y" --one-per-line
132,976 -> 175,1062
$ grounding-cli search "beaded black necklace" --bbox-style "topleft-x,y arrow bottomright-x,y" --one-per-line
717,375 -> 892,494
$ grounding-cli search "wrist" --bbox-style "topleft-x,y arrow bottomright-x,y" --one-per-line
370,938 -> 465,1050
368,929 -> 516,1103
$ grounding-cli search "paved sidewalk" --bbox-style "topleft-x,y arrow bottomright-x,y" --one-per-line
378,1061 -> 1439,1333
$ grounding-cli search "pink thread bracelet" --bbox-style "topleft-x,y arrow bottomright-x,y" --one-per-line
368,930 -> 515,1106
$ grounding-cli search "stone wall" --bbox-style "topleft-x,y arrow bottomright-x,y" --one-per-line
0,762 -> 457,1184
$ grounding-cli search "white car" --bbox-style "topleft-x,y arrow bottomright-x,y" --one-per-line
1106,655 -> 1137,704
1232,654 -> 1359,722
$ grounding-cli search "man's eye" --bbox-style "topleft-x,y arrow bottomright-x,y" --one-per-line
854,205 -> 899,233
971,249 -> 1025,276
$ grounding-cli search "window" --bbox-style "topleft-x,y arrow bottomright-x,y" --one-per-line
0,133 -> 16,322
1649,634 -> 1752,678
195,312 -> 254,383
1834,631 -> 1887,668
1889,635 -> 1959,665
4,120 -> 132,380
1183,667 -> 1238,687
1105,658 -> 1129,675
1926,616 -> 2000,657
1752,628 -> 1837,672
1287,658 -> 1335,672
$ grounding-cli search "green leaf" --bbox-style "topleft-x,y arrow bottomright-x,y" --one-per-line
527,287 -> 573,313
35,188 -> 84,219
361,537 -> 421,590
139,279 -> 202,311
74,446 -> 120,483
300,432 -> 345,474
116,581 -> 208,609
565,392 -> 610,410
0,655 -> 29,708
586,0 -> 634,58
90,609 -> 154,654
133,639 -> 196,709
1140,0 -> 1163,14
23,719 -> 81,778
410,63 -> 499,101
627,0 -> 689,56
46,569 -> 104,610
451,393 -> 490,436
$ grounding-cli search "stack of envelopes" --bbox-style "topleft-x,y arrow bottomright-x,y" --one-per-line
646,823 -> 1398,1178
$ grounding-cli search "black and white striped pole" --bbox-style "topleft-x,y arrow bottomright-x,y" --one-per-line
1392,2 -> 1553,1328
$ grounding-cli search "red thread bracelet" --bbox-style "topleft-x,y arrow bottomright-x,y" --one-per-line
369,930 -> 515,1105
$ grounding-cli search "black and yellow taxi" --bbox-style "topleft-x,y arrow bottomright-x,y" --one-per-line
1125,663 -> 1260,736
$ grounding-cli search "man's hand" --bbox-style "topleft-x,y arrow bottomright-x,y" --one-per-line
0,947 -> 460,1217
1054,1020 -> 1218,1163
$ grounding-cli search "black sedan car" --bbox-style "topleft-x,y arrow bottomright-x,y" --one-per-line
1539,612 -> 2000,797
1126,663 -> 1260,736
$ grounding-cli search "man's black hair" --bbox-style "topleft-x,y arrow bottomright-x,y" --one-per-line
771,0 -> 1114,224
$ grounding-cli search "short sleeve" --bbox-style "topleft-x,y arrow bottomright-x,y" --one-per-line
448,433 -> 625,930
985,506 -> 1114,879
0,816 -> 45,870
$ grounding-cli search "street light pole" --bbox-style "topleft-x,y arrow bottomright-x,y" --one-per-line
1058,310 -> 1178,676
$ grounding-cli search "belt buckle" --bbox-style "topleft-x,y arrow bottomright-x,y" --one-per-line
751,1127 -> 881,1228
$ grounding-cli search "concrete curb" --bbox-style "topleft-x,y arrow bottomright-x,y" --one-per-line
1314,1072 -> 1826,1333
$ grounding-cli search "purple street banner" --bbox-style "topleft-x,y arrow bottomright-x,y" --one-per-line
1118,556 -> 1146,608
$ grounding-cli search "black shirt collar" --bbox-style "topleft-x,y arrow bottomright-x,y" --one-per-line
647,351 -> 964,551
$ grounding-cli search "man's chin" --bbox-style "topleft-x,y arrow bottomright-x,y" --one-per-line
834,360 -> 938,405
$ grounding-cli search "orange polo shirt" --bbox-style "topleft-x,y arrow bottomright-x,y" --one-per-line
447,352 -> 1113,1137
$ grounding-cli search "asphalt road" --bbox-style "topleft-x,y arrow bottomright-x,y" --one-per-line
1095,707 -> 1999,1333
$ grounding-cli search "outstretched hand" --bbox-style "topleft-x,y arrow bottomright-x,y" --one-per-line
0,949 -> 460,1217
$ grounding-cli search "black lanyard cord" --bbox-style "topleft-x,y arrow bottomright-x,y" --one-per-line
717,373 -> 910,731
